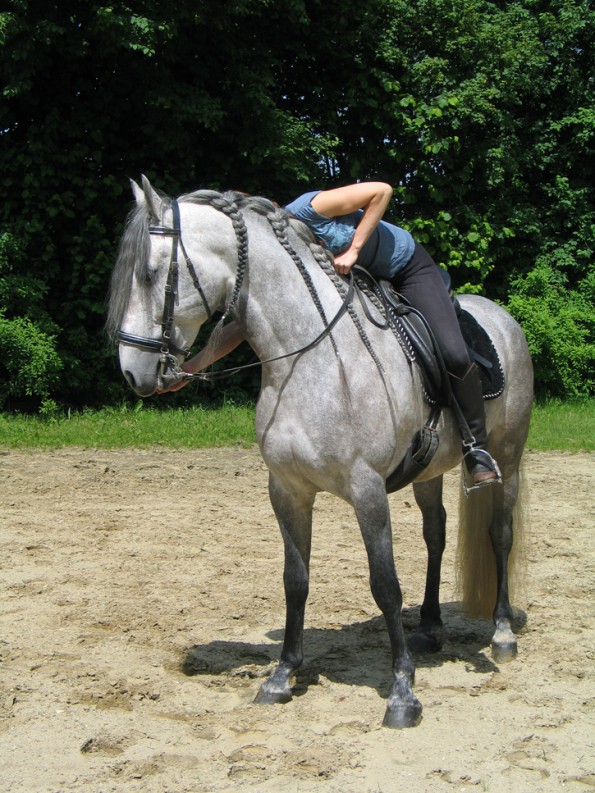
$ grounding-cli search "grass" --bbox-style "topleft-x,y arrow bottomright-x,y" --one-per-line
0,403 -> 257,449
0,399 -> 592,452
527,399 -> 594,453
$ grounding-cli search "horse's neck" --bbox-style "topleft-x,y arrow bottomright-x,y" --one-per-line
237,218 -> 341,359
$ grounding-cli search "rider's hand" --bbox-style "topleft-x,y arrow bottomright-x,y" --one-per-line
156,365 -> 192,394
333,247 -> 358,276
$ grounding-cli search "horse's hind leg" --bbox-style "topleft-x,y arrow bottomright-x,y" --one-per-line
354,479 -> 422,728
410,476 -> 446,653
255,473 -> 315,705
489,468 -> 522,662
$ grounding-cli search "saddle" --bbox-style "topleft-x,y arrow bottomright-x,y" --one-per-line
371,273 -> 504,406
353,268 -> 504,493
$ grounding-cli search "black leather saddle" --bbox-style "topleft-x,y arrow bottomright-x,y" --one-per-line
357,268 -> 504,406
353,267 -> 505,493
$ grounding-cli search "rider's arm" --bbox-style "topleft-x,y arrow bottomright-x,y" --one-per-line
311,182 -> 392,274
158,321 -> 245,393
183,320 -> 245,375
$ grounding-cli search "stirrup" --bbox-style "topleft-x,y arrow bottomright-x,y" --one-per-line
462,448 -> 502,496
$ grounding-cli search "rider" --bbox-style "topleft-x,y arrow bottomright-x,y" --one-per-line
163,182 -> 500,490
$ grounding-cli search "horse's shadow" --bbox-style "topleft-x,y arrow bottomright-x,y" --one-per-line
181,603 -> 527,698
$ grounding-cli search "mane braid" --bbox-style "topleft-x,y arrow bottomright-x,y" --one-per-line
243,201 -> 340,357
292,215 -> 384,373
179,190 -> 248,319
242,196 -> 384,374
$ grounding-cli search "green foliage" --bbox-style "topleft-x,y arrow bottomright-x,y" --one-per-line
0,314 -> 63,406
0,0 -> 593,408
0,232 -> 63,407
507,251 -> 594,399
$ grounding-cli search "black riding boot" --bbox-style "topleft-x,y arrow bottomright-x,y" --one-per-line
449,364 -> 501,492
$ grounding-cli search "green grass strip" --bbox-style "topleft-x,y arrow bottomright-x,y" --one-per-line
0,404 -> 256,449
0,400 -> 592,452
527,399 -> 594,453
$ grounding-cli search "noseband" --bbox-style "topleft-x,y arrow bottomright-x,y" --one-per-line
117,199 -> 213,374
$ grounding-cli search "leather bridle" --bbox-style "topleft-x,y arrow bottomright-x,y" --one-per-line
117,199 -> 213,375
116,198 -> 368,386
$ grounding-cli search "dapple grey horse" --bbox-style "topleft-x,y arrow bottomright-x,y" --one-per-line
107,176 -> 533,727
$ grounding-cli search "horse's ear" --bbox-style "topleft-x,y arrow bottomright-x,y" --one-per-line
141,175 -> 164,224
133,174 -> 164,224
130,179 -> 144,206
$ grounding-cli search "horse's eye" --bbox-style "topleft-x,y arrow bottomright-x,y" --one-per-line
141,267 -> 157,285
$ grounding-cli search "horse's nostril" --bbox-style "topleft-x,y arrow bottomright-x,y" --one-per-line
124,370 -> 136,388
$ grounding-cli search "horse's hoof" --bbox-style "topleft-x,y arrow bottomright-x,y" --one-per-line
382,698 -> 423,729
491,640 -> 518,664
254,682 -> 292,705
491,624 -> 518,663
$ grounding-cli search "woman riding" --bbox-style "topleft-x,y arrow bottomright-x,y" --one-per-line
162,181 -> 500,490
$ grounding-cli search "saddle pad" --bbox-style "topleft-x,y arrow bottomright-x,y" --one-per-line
459,310 -> 505,400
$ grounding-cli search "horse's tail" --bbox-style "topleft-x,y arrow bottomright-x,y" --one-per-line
456,460 -> 529,619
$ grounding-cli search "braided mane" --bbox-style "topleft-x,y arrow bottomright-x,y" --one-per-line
108,187 -> 382,371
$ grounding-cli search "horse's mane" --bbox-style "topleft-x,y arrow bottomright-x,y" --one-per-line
105,188 -> 333,344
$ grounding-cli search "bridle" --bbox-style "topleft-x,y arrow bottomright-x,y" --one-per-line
116,197 -> 384,386
117,199 -> 214,378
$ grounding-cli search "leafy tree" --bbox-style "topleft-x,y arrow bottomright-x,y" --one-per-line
0,0 -> 325,406
507,249 -> 594,398
0,0 -> 592,407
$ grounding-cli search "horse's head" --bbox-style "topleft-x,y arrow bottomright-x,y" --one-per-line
107,176 -> 239,396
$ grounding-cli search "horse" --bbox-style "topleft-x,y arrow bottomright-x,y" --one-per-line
106,176 -> 533,728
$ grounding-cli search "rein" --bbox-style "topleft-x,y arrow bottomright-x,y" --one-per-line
186,274 -> 357,383
183,265 -> 398,383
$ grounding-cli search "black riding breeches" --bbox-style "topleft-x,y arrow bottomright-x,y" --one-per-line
390,243 -> 471,378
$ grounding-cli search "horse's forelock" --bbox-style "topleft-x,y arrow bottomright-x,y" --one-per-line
105,202 -> 153,343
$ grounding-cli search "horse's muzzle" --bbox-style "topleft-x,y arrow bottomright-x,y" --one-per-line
122,368 -> 157,397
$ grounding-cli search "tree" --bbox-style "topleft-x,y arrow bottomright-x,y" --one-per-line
0,0 -> 326,406
0,0 -> 592,407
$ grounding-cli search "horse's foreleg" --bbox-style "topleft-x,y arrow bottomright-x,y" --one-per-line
355,486 -> 422,728
489,469 -> 520,663
255,474 -> 314,705
410,477 -> 446,653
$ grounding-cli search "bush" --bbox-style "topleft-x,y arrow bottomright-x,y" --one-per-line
506,251 -> 594,398
0,233 -> 63,408
0,314 -> 63,408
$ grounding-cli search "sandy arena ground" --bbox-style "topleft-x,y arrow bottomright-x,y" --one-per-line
1,447 -> 593,792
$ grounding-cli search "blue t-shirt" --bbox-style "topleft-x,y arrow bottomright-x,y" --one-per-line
285,190 -> 414,279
